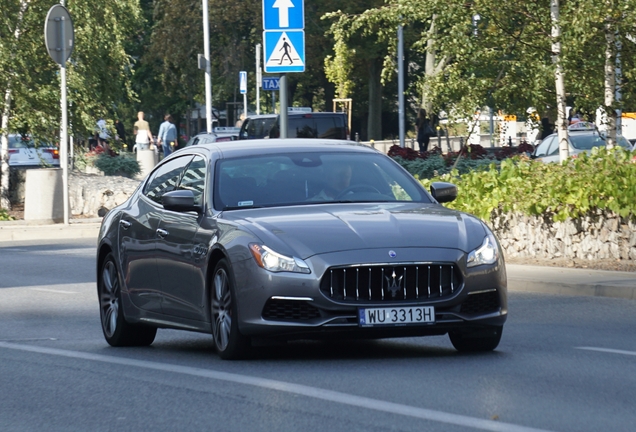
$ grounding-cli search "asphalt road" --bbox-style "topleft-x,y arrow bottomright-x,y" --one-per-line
1,239 -> 636,432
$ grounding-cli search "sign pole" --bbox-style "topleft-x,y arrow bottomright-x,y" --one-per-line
202,0 -> 212,132
279,74 -> 288,138
60,17 -> 69,225
256,44 -> 261,115
398,23 -> 405,149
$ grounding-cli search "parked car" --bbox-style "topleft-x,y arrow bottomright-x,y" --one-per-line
96,139 -> 507,359
239,112 -> 349,140
7,134 -> 60,167
184,128 -> 239,147
532,126 -> 632,163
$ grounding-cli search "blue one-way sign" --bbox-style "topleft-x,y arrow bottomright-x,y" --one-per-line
262,77 -> 280,90
263,0 -> 304,30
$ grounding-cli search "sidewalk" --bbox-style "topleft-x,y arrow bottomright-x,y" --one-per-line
0,218 -> 101,242
1,219 -> 635,300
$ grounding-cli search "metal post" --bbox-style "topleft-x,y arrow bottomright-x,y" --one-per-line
398,24 -> 405,148
243,92 -> 247,121
616,33 -> 622,136
256,44 -> 261,115
202,0 -> 212,132
280,74 -> 288,138
60,17 -> 69,225
272,91 -> 276,114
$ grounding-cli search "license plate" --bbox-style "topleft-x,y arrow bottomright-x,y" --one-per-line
358,306 -> 435,327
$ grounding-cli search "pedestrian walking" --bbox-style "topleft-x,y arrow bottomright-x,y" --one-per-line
157,114 -> 177,157
415,108 -> 435,154
133,111 -> 153,152
96,118 -> 110,152
114,119 -> 127,150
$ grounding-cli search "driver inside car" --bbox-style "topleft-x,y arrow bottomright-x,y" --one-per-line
311,162 -> 352,201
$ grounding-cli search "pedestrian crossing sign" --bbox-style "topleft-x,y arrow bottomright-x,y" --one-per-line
263,30 -> 305,73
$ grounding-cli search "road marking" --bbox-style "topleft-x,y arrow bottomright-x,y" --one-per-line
30,288 -> 78,294
0,341 -> 553,432
575,346 -> 636,357
35,248 -> 94,256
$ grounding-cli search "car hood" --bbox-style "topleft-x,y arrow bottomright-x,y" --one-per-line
220,203 -> 487,259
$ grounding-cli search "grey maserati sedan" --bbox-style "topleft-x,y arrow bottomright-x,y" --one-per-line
97,139 -> 507,359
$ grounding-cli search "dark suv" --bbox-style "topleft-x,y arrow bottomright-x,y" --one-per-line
239,112 -> 349,140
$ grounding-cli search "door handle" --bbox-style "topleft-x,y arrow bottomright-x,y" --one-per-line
119,220 -> 132,229
156,228 -> 169,238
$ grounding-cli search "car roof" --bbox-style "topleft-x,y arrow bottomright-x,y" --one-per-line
192,139 -> 377,158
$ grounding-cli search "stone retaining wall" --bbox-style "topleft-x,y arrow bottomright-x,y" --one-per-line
69,172 -> 140,217
492,212 -> 636,261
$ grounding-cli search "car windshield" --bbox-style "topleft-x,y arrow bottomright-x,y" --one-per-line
570,133 -> 631,150
214,152 -> 431,210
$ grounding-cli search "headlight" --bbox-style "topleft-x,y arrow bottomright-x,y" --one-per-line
467,233 -> 499,267
249,244 -> 311,274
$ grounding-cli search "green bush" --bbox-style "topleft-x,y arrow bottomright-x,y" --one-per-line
0,208 -> 14,221
93,153 -> 141,178
418,147 -> 636,222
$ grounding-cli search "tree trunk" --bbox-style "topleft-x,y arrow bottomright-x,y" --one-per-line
550,0 -> 569,162
324,81 -> 335,112
422,15 -> 436,114
604,24 -> 617,148
367,58 -> 383,140
1,0 -> 29,210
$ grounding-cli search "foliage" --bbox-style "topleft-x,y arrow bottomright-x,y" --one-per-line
93,153 -> 140,178
0,0 -> 143,141
418,148 -> 636,222
0,208 -> 14,221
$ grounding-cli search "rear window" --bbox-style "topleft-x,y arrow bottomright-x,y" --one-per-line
286,115 -> 346,139
570,133 -> 632,150
240,117 -> 276,139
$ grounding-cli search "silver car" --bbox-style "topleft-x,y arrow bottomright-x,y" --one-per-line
96,139 -> 507,359
8,134 -> 60,167
533,129 -> 632,163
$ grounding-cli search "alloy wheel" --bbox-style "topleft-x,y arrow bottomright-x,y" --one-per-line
212,268 -> 232,351
100,260 -> 120,338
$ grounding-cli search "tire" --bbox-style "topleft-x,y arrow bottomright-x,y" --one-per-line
99,253 -> 157,347
210,259 -> 250,360
449,325 -> 503,352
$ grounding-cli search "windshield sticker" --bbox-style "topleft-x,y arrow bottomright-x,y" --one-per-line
238,201 -> 254,207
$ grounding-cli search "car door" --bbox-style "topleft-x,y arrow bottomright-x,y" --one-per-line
156,155 -> 210,321
119,155 -> 193,312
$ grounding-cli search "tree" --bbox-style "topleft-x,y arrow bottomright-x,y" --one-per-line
0,0 -> 143,210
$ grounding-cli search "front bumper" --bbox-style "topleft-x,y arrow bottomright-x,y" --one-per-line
232,247 -> 507,339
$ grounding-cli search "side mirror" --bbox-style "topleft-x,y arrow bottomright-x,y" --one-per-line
162,190 -> 202,213
430,182 -> 457,203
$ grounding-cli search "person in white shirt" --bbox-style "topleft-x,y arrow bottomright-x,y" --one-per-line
133,111 -> 153,151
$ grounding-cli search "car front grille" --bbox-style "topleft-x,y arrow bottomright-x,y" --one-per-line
460,290 -> 500,314
320,264 -> 462,303
262,299 -> 322,321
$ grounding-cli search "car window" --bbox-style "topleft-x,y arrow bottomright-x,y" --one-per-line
214,152 -> 431,210
240,117 -> 276,139
178,156 -> 207,206
143,155 -> 194,204
314,116 -> 346,139
534,136 -> 554,157
547,137 -> 560,156
570,134 -> 606,150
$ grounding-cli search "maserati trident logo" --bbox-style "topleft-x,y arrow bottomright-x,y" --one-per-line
384,270 -> 403,299
388,250 -> 397,258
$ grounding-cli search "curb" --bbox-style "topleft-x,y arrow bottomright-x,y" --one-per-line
507,264 -> 636,300
0,221 -> 101,242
